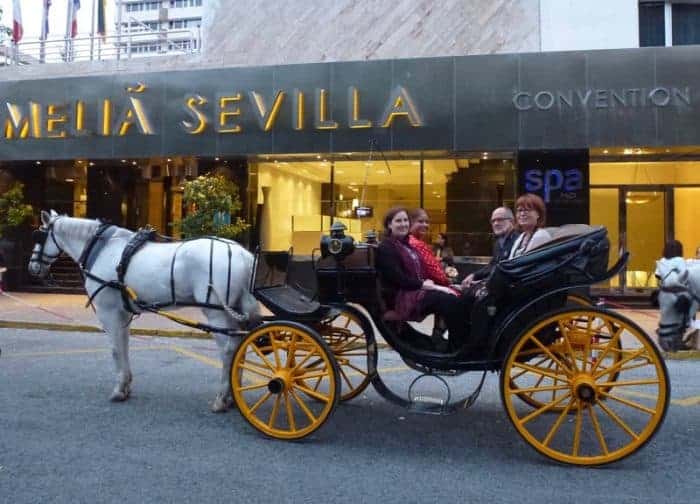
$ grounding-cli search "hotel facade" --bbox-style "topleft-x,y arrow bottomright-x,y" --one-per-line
1,0 -> 699,295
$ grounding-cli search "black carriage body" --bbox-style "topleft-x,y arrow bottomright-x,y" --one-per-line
313,225 -> 615,373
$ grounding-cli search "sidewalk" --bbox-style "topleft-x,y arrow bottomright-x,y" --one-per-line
0,290 -> 697,357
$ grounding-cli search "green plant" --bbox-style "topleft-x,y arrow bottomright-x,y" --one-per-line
0,182 -> 33,238
177,174 -> 249,239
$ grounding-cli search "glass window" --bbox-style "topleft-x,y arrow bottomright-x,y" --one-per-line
589,188 -> 620,288
429,157 -> 516,257
674,188 -> 700,260
591,161 -> 700,185
333,159 -> 420,242
672,3 -> 700,45
253,161 -> 331,255
639,1 -> 665,47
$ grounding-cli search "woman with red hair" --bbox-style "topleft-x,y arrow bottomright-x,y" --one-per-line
508,193 -> 552,259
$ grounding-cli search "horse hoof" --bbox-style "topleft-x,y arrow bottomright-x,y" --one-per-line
110,391 -> 128,402
210,396 -> 235,413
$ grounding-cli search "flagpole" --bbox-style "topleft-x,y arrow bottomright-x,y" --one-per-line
65,0 -> 73,62
116,0 -> 123,61
90,0 -> 96,60
40,1 -> 48,63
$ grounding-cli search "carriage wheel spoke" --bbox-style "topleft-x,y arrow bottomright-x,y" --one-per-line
271,332 -> 282,369
342,361 -> 369,376
542,400 -> 574,447
513,384 -> 570,395
559,321 -> 581,373
249,391 -> 272,414
290,389 -> 317,423
294,370 -> 330,381
285,333 -> 297,368
235,381 -> 269,392
572,403 -> 583,456
518,392 -> 572,425
290,350 -> 319,374
616,360 -> 654,374
338,365 -> 355,390
284,391 -> 297,432
594,348 -> 646,379
249,343 -> 276,372
528,336 -> 574,376
512,361 -> 567,383
591,325 -> 623,373
588,404 -> 609,455
331,335 -> 361,353
598,390 -> 656,415
597,400 -> 640,440
597,379 -> 660,388
294,382 -> 331,403
268,393 -> 282,428
239,362 -> 274,379
511,356 -> 549,380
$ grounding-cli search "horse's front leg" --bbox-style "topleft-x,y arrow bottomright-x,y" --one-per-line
95,305 -> 133,402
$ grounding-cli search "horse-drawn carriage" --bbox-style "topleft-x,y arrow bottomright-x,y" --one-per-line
234,222 -> 669,466
29,212 -> 669,466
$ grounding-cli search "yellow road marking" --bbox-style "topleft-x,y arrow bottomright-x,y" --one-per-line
169,345 -> 222,368
6,346 -> 162,358
616,389 -> 700,407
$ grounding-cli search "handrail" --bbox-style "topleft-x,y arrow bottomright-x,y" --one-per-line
2,28 -> 199,65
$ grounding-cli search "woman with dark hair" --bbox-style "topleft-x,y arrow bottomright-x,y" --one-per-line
434,232 -> 455,266
508,193 -> 552,259
407,208 -> 455,289
376,207 -> 466,351
663,239 -> 684,259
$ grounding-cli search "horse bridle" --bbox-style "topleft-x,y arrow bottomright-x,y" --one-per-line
30,219 -> 64,267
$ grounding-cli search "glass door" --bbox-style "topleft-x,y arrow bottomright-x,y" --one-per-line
623,189 -> 666,290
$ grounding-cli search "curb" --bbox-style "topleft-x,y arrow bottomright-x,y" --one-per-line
0,320 -> 211,340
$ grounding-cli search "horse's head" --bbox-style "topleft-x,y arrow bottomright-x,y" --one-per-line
655,257 -> 698,351
28,210 -> 63,279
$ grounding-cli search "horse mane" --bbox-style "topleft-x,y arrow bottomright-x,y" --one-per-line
54,215 -> 101,243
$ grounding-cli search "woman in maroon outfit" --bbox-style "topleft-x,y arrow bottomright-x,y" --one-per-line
376,207 -> 466,351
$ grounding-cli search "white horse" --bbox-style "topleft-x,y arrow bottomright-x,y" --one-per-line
654,256 -> 700,351
28,210 -> 259,412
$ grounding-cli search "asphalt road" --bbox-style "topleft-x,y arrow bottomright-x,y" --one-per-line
1,329 -> 699,504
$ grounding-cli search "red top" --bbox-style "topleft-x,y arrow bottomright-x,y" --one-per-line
409,235 -> 450,286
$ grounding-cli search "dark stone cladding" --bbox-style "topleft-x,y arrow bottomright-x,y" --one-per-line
1,46 -> 699,161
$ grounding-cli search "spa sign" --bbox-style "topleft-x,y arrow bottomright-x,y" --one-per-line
1,83 -> 423,141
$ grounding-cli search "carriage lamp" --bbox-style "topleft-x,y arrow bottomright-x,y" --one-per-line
321,222 -> 355,260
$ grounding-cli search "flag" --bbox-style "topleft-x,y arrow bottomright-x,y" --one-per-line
70,0 -> 81,38
41,0 -> 52,41
12,0 -> 23,43
97,0 -> 106,38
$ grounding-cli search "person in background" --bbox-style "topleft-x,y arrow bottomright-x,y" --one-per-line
376,207 -> 465,351
434,232 -> 455,268
663,240 -> 684,259
462,206 -> 519,288
696,246 -> 700,260
508,193 -> 551,259
408,208 -> 457,291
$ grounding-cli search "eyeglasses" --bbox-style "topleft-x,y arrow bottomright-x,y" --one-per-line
516,208 -> 534,214
490,217 -> 512,224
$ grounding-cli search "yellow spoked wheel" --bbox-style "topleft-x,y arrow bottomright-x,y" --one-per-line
231,322 -> 340,440
501,307 -> 669,466
316,307 -> 375,402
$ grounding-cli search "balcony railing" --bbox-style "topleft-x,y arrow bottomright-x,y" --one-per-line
2,28 -> 200,66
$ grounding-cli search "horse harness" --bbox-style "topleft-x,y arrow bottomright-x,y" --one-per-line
657,265 -> 700,337
34,221 -> 242,324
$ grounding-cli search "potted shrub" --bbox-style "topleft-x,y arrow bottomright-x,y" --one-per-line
0,182 -> 34,289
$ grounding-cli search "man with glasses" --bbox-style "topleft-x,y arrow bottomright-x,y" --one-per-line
461,207 -> 518,288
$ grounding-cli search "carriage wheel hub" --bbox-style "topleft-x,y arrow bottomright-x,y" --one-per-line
572,375 -> 598,404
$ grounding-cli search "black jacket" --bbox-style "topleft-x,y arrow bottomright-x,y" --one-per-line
472,230 -> 519,281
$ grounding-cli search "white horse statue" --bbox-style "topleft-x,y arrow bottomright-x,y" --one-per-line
28,210 -> 259,412
654,256 -> 700,351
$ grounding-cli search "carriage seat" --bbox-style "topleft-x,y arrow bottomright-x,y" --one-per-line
382,310 -> 402,321
254,284 -> 330,320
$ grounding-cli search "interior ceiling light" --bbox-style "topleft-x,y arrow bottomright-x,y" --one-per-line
625,191 -> 661,205
214,157 -> 220,161
623,148 -> 633,155
89,162 -> 95,166
603,149 -> 609,154
121,159 -> 126,163
35,161 -> 41,165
